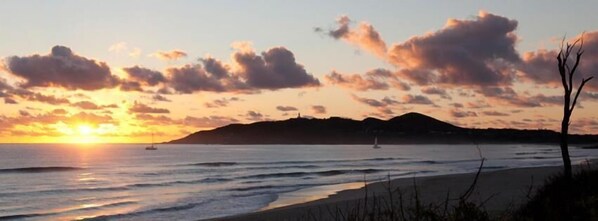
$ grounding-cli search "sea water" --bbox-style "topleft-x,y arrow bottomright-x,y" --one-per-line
0,144 -> 597,220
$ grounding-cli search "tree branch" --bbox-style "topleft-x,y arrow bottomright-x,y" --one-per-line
570,76 -> 594,113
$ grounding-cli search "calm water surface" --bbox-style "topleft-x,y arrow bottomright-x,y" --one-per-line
0,144 -> 597,220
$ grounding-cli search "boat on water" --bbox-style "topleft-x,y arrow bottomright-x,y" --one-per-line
373,137 -> 381,149
145,133 -> 158,150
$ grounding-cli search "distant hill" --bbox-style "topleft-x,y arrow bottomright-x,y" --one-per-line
167,112 -> 598,144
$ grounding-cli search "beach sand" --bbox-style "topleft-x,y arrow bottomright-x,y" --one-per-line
212,162 -> 593,221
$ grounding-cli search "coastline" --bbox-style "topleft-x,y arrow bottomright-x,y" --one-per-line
211,162 -> 594,221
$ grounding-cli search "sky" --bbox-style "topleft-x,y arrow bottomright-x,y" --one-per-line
1,1 -> 598,143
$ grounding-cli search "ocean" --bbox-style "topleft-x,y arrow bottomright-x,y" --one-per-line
0,144 -> 596,220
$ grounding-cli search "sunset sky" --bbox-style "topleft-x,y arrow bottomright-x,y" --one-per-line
1,1 -> 598,143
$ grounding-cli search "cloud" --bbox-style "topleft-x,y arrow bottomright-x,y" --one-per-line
450,103 -> 464,108
518,31 -> 598,91
451,109 -> 478,118
322,15 -> 388,58
12,90 -> 71,105
134,113 -> 239,129
52,109 -> 67,115
129,101 -> 170,114
351,94 -> 396,107
150,50 -> 188,61
134,114 -> 176,126
123,66 -> 167,86
152,94 -> 171,102
2,110 -> 117,133
325,69 -> 409,91
129,48 -> 142,58
204,97 -> 241,108
167,45 -> 320,93
478,87 -> 561,107
64,112 -> 117,126
167,64 -> 243,93
234,47 -> 321,89
72,101 -> 100,110
119,81 -> 143,92
351,94 -> 398,116
183,116 -> 239,128
324,12 -> 520,88
276,106 -> 298,112
201,57 -> 229,79
482,111 -> 510,116
71,101 -> 118,110
311,105 -> 326,114
108,42 -> 128,53
401,94 -> 435,105
421,87 -> 451,99
4,46 -> 120,90
244,111 -> 265,121
388,12 -> 520,87
4,97 -> 17,104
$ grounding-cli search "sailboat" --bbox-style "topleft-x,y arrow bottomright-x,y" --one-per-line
145,133 -> 158,150
373,136 -> 381,149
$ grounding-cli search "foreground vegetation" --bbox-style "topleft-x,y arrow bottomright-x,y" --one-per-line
297,166 -> 598,221
514,165 -> 598,220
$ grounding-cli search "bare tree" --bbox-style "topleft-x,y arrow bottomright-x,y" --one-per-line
556,35 -> 593,179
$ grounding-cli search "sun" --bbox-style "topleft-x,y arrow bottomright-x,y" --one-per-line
74,124 -> 99,144
78,125 -> 94,136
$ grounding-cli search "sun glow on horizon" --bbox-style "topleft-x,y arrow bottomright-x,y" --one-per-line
66,124 -> 101,144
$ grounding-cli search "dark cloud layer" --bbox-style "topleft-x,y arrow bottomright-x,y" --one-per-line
123,66 -> 166,86
5,46 -> 119,90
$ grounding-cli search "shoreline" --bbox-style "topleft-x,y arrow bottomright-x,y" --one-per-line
211,161 -> 594,221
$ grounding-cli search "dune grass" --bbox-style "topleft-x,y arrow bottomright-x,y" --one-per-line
513,164 -> 598,221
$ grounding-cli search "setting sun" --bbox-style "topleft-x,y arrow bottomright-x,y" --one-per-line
78,125 -> 94,136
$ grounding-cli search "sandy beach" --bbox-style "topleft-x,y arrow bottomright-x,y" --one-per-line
213,162 -> 593,221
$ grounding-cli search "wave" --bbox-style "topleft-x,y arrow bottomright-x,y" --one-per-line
86,201 -> 210,220
0,201 -> 136,220
482,166 -> 507,169
0,166 -> 82,174
127,177 -> 231,188
512,156 -> 561,160
0,186 -> 130,198
184,157 -> 406,167
190,162 -> 238,167
515,152 -> 540,155
244,165 -> 321,170
239,168 -> 382,180
0,212 -> 50,220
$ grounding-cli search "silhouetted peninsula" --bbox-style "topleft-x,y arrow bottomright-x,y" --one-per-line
168,112 -> 598,144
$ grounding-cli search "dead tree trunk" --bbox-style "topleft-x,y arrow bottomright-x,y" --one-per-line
556,36 -> 593,179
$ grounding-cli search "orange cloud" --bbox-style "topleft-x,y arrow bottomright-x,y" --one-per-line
150,50 -> 188,61
322,15 -> 387,58
129,101 -> 170,114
